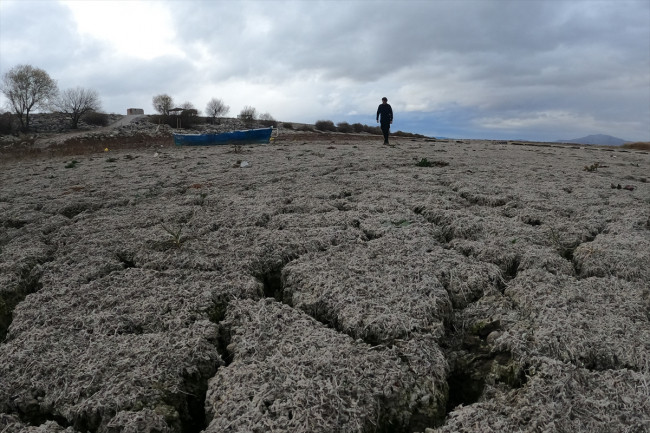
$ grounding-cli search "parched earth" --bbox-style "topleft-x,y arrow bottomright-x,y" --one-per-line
0,125 -> 649,432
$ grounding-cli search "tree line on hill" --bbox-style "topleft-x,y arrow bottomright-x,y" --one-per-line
1,63 -> 425,138
149,94 -> 277,129
0,64 -> 276,134
0,65 -> 277,134
0,64 -> 100,133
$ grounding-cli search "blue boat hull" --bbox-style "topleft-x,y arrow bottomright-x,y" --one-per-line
173,127 -> 273,146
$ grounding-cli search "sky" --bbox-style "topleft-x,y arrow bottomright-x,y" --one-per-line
1,0 -> 649,142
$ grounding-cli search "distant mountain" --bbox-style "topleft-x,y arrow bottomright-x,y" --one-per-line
557,134 -> 628,146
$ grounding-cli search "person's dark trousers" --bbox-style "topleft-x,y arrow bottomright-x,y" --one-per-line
381,122 -> 390,143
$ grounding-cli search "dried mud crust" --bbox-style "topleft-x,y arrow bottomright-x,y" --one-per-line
0,136 -> 648,432
204,298 -> 447,432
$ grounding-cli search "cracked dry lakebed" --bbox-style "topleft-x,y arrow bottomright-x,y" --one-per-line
0,136 -> 649,433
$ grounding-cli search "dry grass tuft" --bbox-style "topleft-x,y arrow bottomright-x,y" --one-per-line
622,141 -> 650,150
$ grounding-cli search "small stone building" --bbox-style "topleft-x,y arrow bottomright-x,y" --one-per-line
127,108 -> 144,115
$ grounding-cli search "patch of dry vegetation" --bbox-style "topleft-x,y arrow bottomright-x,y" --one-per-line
623,141 -> 650,151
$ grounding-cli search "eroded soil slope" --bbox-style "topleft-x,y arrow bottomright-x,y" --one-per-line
1,136 -> 648,432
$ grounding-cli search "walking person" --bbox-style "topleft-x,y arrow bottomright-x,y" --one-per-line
376,97 -> 393,145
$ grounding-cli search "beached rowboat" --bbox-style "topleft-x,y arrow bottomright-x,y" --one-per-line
173,127 -> 273,146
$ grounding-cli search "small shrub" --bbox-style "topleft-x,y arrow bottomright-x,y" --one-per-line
352,123 -> 364,133
394,130 -> 427,138
83,111 -> 109,126
336,122 -> 353,133
239,106 -> 257,128
315,120 -> 336,132
416,158 -> 449,167
194,192 -> 208,206
282,122 -> 293,129
362,124 -> 382,135
390,219 -> 412,227
160,223 -> 183,248
65,160 -> 80,169
584,162 -> 600,172
298,124 -> 314,132
548,226 -> 579,260
259,112 -> 277,127
622,142 -> 650,151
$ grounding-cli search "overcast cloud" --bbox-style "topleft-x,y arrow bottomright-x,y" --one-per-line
1,0 -> 648,141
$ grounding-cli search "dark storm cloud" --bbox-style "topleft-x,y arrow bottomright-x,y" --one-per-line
0,1 -> 81,71
1,0 -> 197,111
168,0 -> 637,81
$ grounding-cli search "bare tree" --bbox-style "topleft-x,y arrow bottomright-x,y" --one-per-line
239,105 -> 257,127
180,102 -> 193,110
1,64 -> 58,132
205,98 -> 230,124
178,101 -> 199,128
259,112 -> 277,127
51,87 -> 102,129
152,94 -> 174,116
180,101 -> 199,115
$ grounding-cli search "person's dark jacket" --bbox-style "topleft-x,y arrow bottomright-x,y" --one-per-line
377,104 -> 393,124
